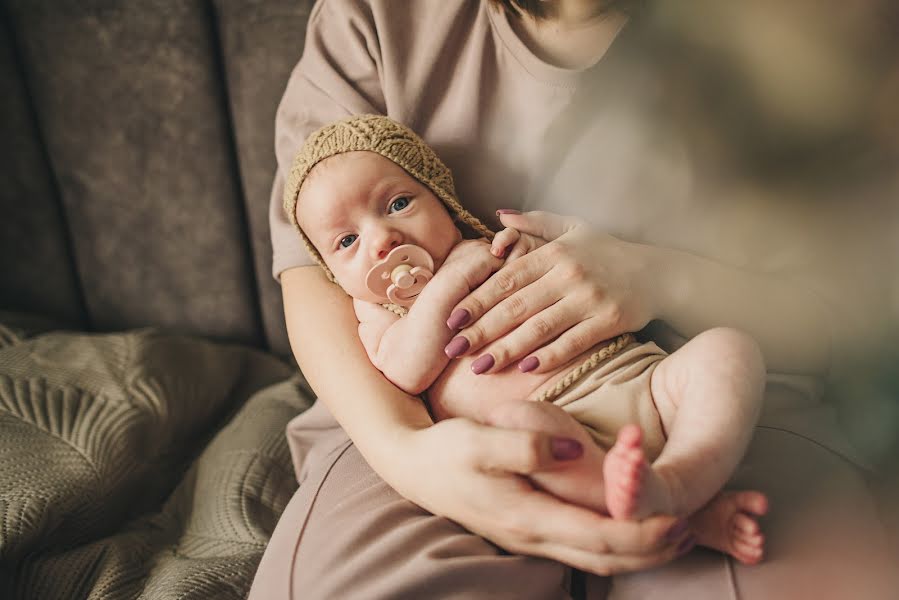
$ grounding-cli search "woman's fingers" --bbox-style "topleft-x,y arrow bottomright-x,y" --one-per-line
514,317 -> 611,374
469,299 -> 582,373
447,251 -> 547,330
494,492 -> 686,575
445,277 -> 561,359
462,421 -> 577,474
520,492 -> 682,555
534,537 -> 688,577
498,210 -> 585,242
582,511 -> 687,556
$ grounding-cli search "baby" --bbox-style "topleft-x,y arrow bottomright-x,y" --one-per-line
285,115 -> 769,564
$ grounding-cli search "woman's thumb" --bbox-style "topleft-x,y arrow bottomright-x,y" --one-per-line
498,210 -> 583,241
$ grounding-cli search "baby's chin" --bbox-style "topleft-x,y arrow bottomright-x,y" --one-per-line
357,292 -> 389,305
341,282 -> 386,305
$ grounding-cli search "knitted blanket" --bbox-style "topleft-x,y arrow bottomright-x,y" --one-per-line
0,313 -> 311,599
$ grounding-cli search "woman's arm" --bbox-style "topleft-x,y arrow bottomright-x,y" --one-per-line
283,267 -> 432,456
651,242 -> 831,375
281,265 -> 688,575
446,211 -> 831,377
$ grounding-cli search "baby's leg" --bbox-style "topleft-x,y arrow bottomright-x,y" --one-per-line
604,424 -> 769,564
604,327 -> 765,520
484,400 -> 609,511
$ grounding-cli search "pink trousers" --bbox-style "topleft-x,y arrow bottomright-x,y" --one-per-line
249,395 -> 896,600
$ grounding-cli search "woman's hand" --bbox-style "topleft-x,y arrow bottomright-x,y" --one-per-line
445,211 -> 659,374
389,417 -> 691,576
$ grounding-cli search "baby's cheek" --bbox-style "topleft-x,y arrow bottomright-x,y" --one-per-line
438,229 -> 463,266
326,267 -> 354,295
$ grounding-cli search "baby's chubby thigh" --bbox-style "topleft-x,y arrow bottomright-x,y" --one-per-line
649,327 -> 765,442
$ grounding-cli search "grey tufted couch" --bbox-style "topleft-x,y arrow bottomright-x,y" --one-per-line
1,0 -> 316,356
1,1 -> 318,598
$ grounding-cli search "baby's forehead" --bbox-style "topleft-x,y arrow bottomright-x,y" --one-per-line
297,151 -> 417,221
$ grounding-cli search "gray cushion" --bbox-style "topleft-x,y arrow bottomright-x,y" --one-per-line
1,0 -> 314,356
0,315 -> 311,598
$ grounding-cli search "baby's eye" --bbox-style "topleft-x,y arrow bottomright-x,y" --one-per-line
388,197 -> 411,213
339,234 -> 358,249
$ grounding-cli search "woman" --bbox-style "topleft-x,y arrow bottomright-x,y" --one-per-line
251,0 -> 895,597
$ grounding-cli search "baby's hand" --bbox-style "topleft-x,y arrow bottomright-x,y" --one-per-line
491,227 -> 545,262
439,239 -> 504,292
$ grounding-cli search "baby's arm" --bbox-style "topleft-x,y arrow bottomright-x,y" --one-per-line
358,239 -> 503,395
353,298 -> 401,369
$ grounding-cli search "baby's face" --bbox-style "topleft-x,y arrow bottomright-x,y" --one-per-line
297,151 -> 462,303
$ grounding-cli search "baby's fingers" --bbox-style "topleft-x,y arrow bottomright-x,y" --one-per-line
506,234 -> 546,262
491,227 -> 520,258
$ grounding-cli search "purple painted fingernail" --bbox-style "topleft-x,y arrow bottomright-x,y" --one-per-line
496,209 -> 521,215
665,519 -> 689,542
444,336 -> 470,358
446,308 -> 470,330
518,356 -> 539,373
471,354 -> 495,374
677,535 -> 696,555
551,437 -> 584,461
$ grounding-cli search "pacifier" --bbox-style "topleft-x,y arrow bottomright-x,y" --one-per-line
365,244 -> 435,307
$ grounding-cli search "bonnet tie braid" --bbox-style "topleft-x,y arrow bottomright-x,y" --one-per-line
532,333 -> 635,403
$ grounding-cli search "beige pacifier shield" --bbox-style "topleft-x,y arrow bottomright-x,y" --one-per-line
365,244 -> 435,307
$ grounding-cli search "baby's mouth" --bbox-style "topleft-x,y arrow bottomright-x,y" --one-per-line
365,244 -> 435,307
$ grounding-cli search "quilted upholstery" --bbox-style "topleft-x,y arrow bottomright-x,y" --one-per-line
0,314 -> 312,598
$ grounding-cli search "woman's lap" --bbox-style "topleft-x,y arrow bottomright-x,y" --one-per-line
249,400 -> 570,599
250,402 -> 895,600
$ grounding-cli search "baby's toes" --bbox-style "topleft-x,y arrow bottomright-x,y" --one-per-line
616,449 -> 645,489
618,424 -> 643,449
733,536 -> 765,565
733,526 -> 765,563
734,490 -> 769,517
604,439 -> 647,518
732,512 -> 760,537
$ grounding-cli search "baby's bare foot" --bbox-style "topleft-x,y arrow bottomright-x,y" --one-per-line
603,424 -> 673,519
690,490 -> 769,565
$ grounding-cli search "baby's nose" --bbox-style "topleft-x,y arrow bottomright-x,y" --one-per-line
373,232 -> 402,260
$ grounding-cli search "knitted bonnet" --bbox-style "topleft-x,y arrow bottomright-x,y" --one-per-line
284,114 -> 495,285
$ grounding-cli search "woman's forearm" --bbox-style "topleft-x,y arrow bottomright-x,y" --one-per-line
649,244 -> 832,376
282,267 -> 433,467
